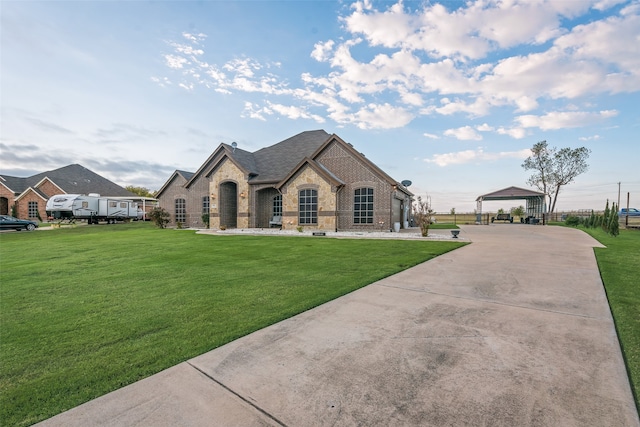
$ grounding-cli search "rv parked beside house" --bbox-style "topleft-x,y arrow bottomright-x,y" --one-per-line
0,164 -> 157,222
156,130 -> 413,231
46,194 -> 142,224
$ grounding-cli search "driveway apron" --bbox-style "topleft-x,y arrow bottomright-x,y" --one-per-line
37,225 -> 639,426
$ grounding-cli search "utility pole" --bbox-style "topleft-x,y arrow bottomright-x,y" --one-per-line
617,182 -> 621,209
626,192 -> 630,227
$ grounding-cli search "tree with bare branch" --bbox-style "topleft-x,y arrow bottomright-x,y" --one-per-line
522,141 -> 590,213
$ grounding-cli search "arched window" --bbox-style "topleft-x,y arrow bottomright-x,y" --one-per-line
175,198 -> 186,223
298,189 -> 317,225
354,188 -> 374,224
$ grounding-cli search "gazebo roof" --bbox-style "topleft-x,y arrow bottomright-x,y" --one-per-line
476,186 -> 545,201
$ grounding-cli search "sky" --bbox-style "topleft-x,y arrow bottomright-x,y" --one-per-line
2,0 -> 639,213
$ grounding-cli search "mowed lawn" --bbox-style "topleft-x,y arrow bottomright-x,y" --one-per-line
583,227 -> 640,410
0,222 -> 465,426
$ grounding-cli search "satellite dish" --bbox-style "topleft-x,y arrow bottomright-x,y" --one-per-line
401,180 -> 412,187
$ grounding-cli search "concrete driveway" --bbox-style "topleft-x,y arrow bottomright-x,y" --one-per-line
37,225 -> 639,426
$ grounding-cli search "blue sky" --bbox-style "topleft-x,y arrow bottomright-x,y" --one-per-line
2,0 -> 639,213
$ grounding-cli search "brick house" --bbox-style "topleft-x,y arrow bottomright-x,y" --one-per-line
156,130 -> 413,231
0,164 -> 137,220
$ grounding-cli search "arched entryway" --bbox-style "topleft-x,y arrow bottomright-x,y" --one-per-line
255,188 -> 280,228
219,181 -> 238,229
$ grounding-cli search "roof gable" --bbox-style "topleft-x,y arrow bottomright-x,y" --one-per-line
186,144 -> 256,188
311,134 -> 413,196
250,130 -> 330,183
277,157 -> 345,189
155,170 -> 193,198
15,187 -> 49,202
476,186 -> 546,201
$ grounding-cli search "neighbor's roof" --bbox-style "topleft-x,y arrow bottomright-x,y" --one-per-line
476,186 -> 545,201
0,164 -> 135,197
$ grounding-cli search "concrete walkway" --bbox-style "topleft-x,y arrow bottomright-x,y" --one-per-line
37,225 -> 639,426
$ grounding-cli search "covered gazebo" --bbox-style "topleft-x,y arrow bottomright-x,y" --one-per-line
476,186 -> 546,224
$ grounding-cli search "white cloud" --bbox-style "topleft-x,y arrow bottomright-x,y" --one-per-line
515,110 -> 618,130
164,54 -> 188,69
476,123 -> 493,132
170,42 -> 204,56
158,1 -> 640,132
423,132 -> 439,139
265,102 -> 325,123
351,103 -> 414,130
182,32 -> 207,43
444,126 -> 482,141
311,40 -> 335,62
496,126 -> 527,139
424,148 -> 531,167
241,102 -> 270,121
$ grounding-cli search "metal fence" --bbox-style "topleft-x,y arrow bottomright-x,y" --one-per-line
431,211 -> 640,229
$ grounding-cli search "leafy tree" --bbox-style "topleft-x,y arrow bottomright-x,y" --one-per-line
413,196 -> 433,237
608,203 -> 619,237
125,185 -> 155,197
450,207 -> 456,215
510,205 -> 525,218
603,200 -> 611,231
148,207 -> 170,228
522,141 -> 590,214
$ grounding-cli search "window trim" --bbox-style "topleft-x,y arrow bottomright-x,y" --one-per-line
353,187 -> 374,224
273,194 -> 282,217
28,201 -> 39,219
298,189 -> 318,225
175,198 -> 186,223
202,196 -> 210,214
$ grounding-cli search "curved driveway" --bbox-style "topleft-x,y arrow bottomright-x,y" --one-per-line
38,225 -> 639,426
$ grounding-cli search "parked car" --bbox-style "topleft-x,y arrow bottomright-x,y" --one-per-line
619,208 -> 640,217
0,215 -> 39,231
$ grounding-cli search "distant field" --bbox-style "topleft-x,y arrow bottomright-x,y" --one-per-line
0,222 -> 465,426
433,211 -> 640,229
432,213 -> 478,224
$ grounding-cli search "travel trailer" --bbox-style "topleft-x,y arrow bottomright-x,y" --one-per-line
46,194 -> 141,224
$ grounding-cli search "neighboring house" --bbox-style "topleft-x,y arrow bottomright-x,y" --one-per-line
0,164 -> 138,220
156,130 -> 413,231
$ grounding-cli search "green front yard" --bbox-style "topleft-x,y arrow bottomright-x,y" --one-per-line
582,227 -> 640,410
0,223 -> 465,426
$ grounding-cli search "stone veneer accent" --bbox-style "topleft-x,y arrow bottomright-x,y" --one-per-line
280,165 -> 336,231
209,158 -> 250,229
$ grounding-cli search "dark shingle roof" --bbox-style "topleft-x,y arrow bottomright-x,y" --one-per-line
247,130 -> 330,183
221,144 -> 258,175
1,164 -> 135,197
176,170 -> 195,181
178,130 -> 331,188
0,175 -> 27,193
